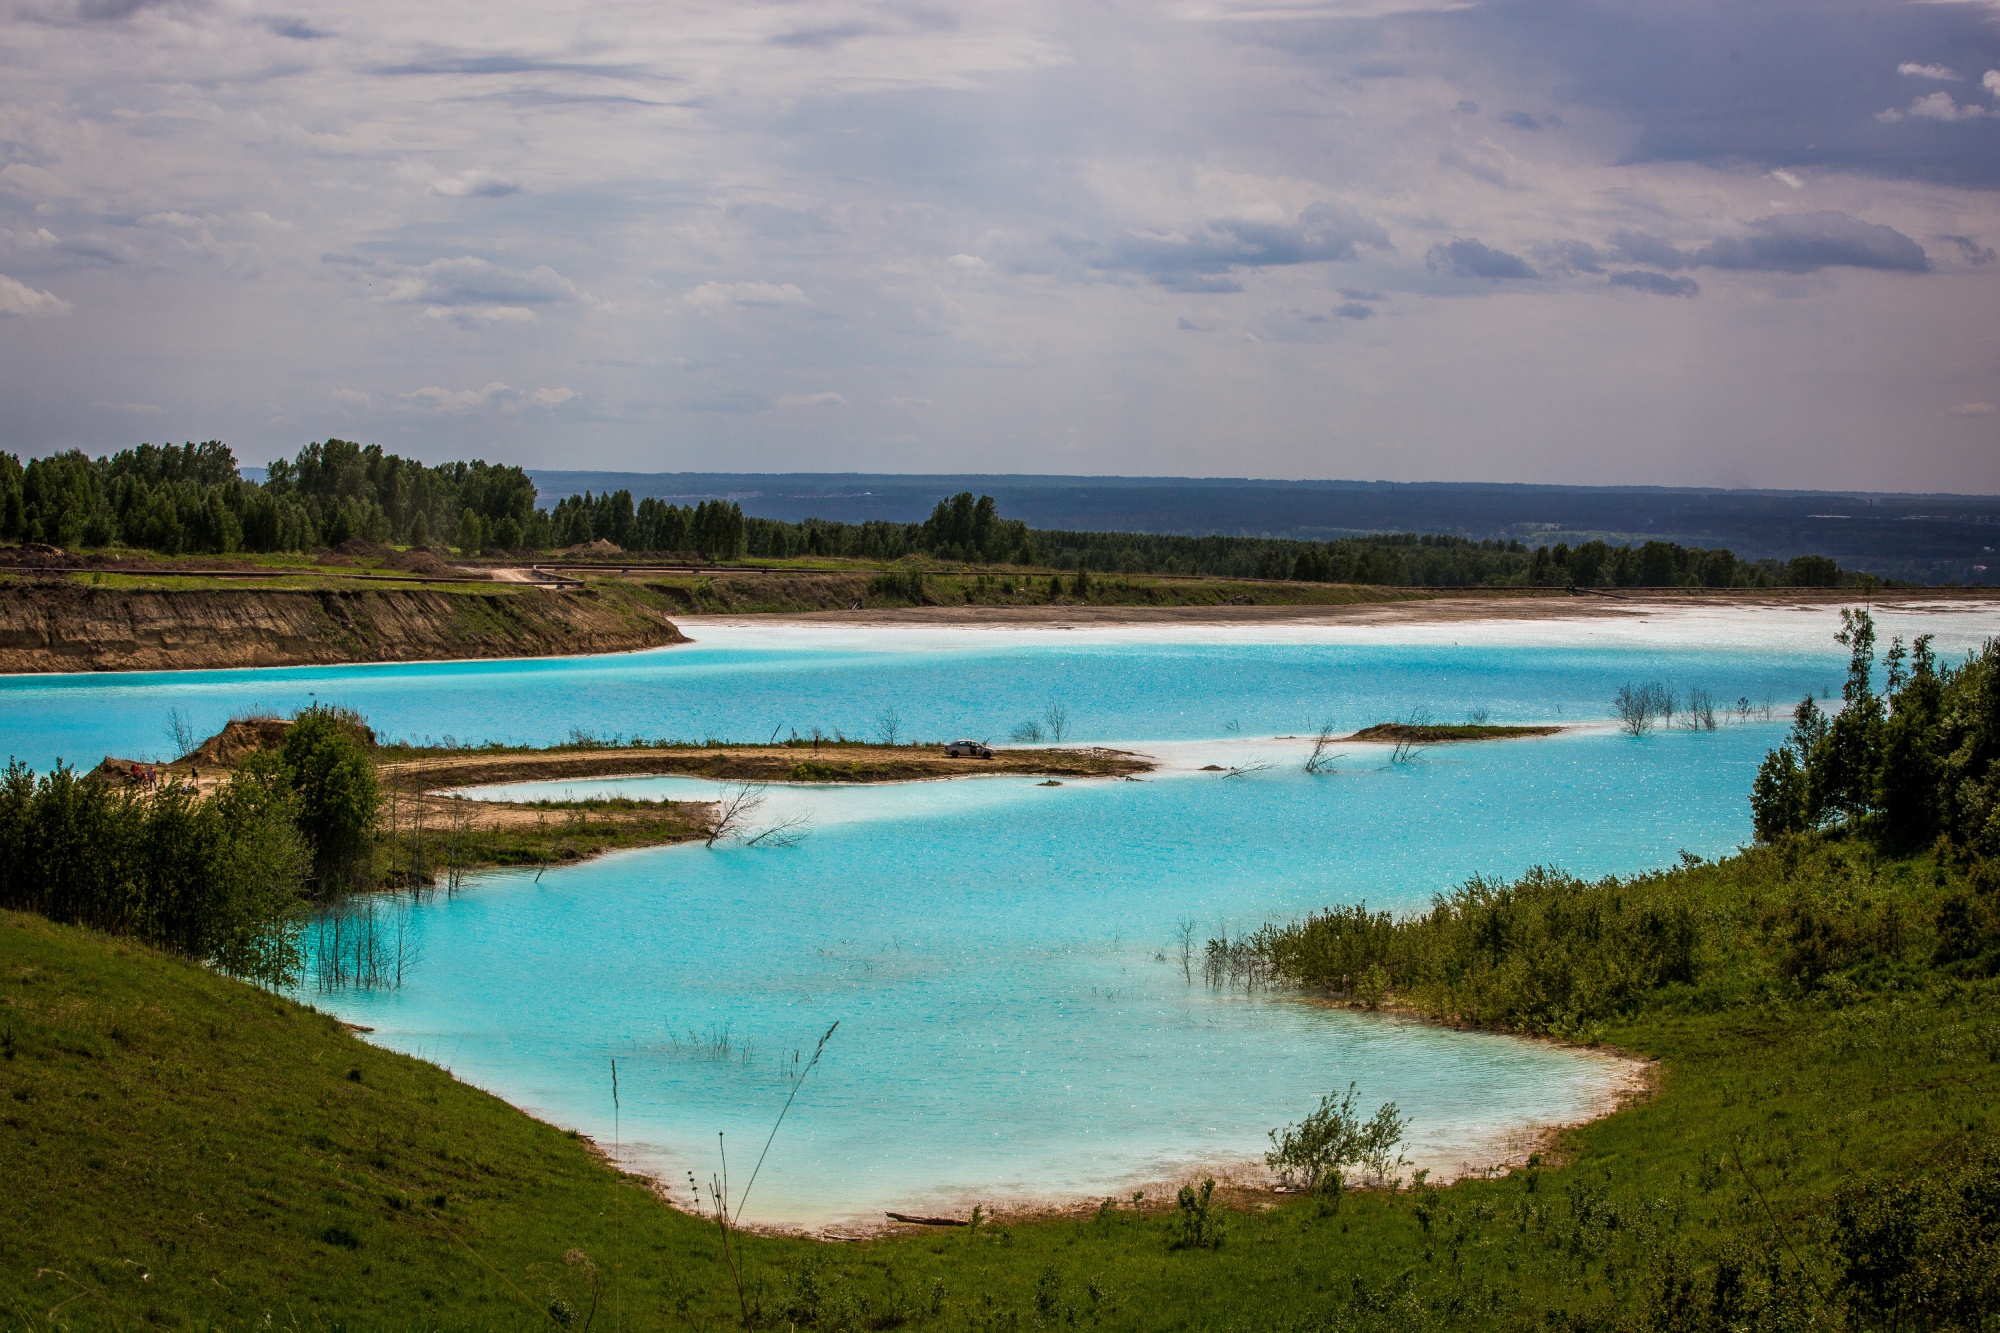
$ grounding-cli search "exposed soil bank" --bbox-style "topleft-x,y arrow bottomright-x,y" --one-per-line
384,742 -> 1151,791
0,582 -> 688,673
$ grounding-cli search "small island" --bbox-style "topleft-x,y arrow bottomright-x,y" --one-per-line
96,716 -> 1152,884
1342,722 -> 1564,743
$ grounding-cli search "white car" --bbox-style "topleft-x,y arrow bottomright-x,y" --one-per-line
944,739 -> 994,758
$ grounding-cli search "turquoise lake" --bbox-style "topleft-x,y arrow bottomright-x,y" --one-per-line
7,603 -> 1995,1227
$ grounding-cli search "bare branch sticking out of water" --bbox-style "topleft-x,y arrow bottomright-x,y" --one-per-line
1388,708 -> 1432,764
743,810 -> 813,848
705,782 -> 812,848
1303,720 -> 1343,775
165,707 -> 198,761
704,783 -> 767,847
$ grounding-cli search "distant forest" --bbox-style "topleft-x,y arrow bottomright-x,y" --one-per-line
2,440 -> 1857,587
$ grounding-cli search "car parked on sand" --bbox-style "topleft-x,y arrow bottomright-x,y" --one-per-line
944,739 -> 994,758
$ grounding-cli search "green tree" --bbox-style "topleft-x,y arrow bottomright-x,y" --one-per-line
278,707 -> 379,895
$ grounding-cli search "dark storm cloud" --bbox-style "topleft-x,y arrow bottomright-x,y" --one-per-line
262,16 -> 334,40
1941,235 -> 1996,265
1694,212 -> 1929,274
1071,204 -> 1391,290
371,53 -> 662,81
1609,230 -> 1692,271
1609,270 -> 1699,297
1418,0 -> 2000,188
1608,214 -> 1930,275
1538,240 -> 1603,274
771,23 -> 888,50
1425,238 -> 1537,280
15,0 -> 202,22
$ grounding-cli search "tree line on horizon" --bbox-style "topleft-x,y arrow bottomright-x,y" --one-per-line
2,439 -> 1858,587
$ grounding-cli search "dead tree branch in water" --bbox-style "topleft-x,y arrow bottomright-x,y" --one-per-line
1304,721 -> 1343,775
705,783 -> 812,849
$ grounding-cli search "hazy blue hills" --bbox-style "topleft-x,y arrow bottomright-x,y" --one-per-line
524,473 -> 2000,585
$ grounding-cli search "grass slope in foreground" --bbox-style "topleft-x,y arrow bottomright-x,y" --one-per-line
6,835 -> 2000,1330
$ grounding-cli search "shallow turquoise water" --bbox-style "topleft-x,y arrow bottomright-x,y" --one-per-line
0,604 -> 1943,768
9,605 -> 1996,1227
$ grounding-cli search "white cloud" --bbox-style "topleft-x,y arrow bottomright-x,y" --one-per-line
0,272 -> 71,317
1768,169 -> 1804,190
424,304 -> 538,326
1950,401 -> 1995,417
948,253 -> 988,268
88,399 -> 163,415
431,169 -> 522,198
329,388 -> 373,408
685,280 -> 808,309
1878,92 -> 1988,123
1987,70 -> 2000,97
1898,62 -> 1960,81
776,391 -> 845,407
398,382 -> 512,413
382,257 -> 582,307
396,382 -> 576,414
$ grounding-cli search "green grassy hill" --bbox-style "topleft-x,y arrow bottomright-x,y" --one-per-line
8,828 -> 2000,1330
0,908 -> 748,1328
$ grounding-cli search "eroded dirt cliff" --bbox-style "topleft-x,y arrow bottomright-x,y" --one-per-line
0,582 -> 688,673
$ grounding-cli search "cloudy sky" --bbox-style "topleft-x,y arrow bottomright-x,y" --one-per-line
2,0 -> 1998,489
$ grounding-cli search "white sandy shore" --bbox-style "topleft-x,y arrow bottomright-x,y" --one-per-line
670,594 -> 2000,659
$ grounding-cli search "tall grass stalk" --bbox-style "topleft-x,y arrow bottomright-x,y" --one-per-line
685,1021 -> 838,1329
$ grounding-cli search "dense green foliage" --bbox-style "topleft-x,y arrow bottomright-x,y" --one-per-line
1752,611 -> 2000,863
3,444 -> 1862,587
262,439 -> 541,552
548,490 -> 751,558
542,489 -> 1037,564
0,440 -> 540,555
0,760 -> 307,986
0,705 -> 384,986
1223,867 -> 1701,1038
279,707 -> 381,894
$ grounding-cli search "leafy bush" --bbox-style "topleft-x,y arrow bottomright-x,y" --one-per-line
1831,1154 -> 2000,1329
0,757 -> 308,986
1239,868 -> 1699,1035
1170,1179 -> 1224,1251
1265,1083 -> 1404,1195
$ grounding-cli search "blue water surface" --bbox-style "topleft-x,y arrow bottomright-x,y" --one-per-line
8,606 -> 1995,1227
0,610 -> 1913,769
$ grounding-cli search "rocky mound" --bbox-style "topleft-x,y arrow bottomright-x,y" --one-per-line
381,547 -> 458,578
187,716 -> 293,766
